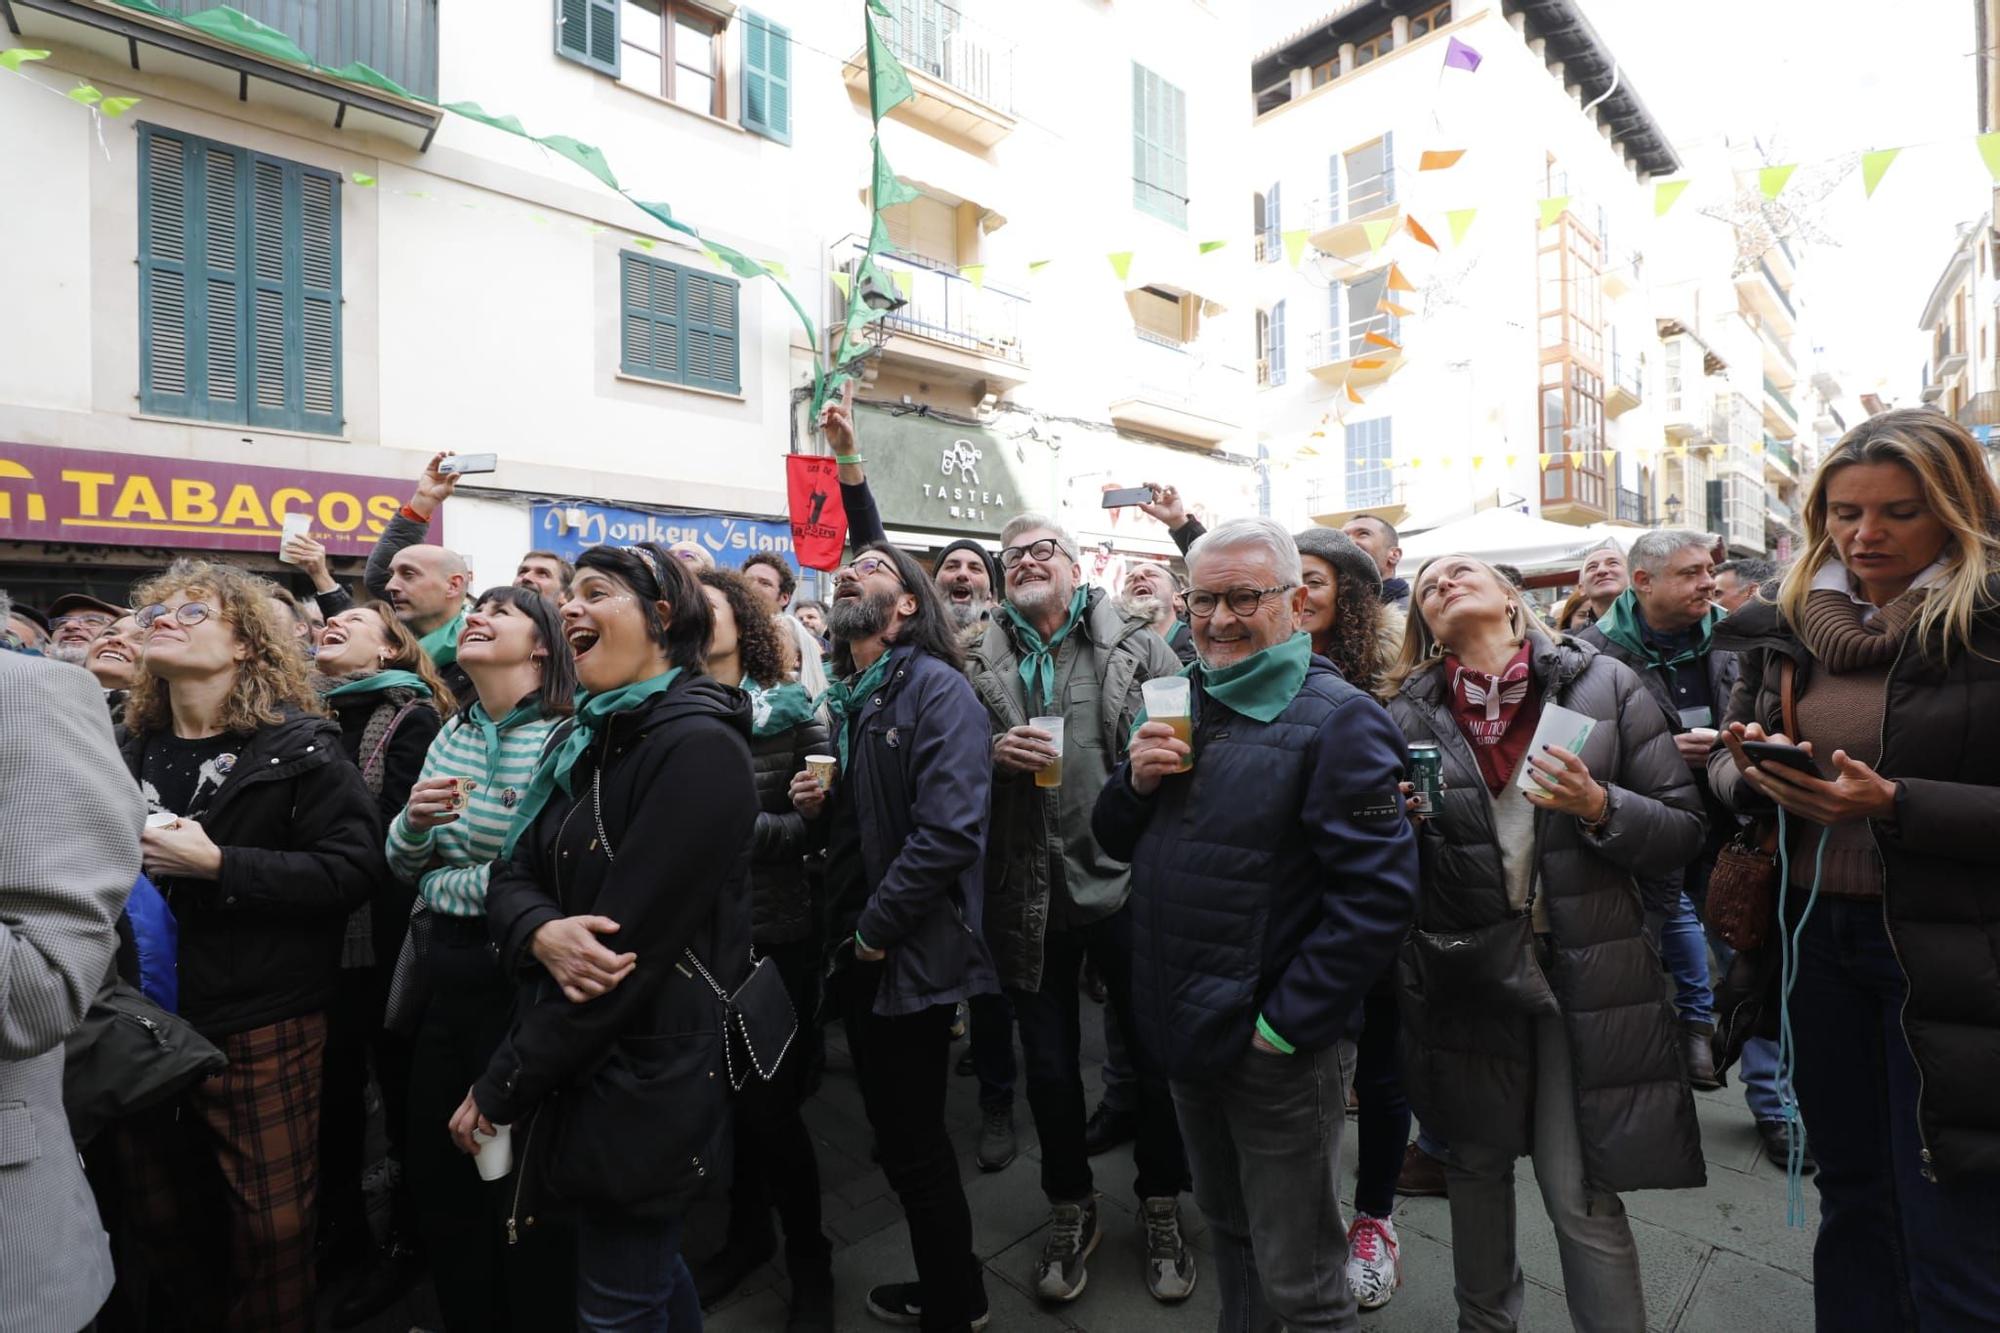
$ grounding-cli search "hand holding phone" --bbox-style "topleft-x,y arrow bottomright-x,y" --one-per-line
437,452 -> 498,476
1738,740 -> 1831,780
1101,485 -> 1156,509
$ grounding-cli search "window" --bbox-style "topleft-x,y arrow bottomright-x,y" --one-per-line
1333,269 -> 1396,357
1664,338 -> 1684,413
1258,300 -> 1287,386
620,251 -> 742,393
1346,418 -> 1392,507
138,124 -> 341,433
1538,358 -> 1607,512
1131,287 -> 1190,345
1353,29 -> 1392,66
739,10 -> 791,142
1311,58 -> 1338,87
558,0 -> 621,75
1254,182 -> 1280,262
1132,64 -> 1189,228
1409,2 -> 1452,38
620,1 -> 725,117
1343,134 -> 1396,218
880,194 -> 960,267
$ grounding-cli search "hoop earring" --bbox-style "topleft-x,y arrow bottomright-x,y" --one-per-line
1427,640 -> 1444,660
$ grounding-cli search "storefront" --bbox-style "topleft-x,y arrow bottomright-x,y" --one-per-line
527,501 -> 799,570
850,404 -> 1056,553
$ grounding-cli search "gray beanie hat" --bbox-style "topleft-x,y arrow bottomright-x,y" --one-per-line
1293,526 -> 1383,598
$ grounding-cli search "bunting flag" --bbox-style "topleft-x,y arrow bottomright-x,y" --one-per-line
1386,263 -> 1417,293
1405,215 -> 1440,250
1444,37 -> 1482,72
1199,239 -> 1229,253
1978,131 -> 2000,182
1446,208 -> 1478,245
1538,196 -> 1571,230
1346,380 -> 1365,404
1419,149 -> 1466,171
891,269 -> 914,299
1028,259 -> 1053,275
1282,227 -> 1310,267
872,143 -> 921,208
1861,148 -> 1901,198
959,263 -> 986,290
66,83 -> 101,105
1378,298 -> 1414,317
865,15 -> 914,118
1364,330 -> 1401,350
350,171 -> 377,187
1758,164 -> 1798,201
1353,358 -> 1387,369
1362,217 -> 1396,252
1655,179 -> 1690,217
1603,448 -> 1618,468
830,271 -> 852,298
0,47 -> 50,71
1471,454 -> 1485,469
1505,454 -> 1518,468
1540,453 -> 1558,472
1107,250 -> 1135,281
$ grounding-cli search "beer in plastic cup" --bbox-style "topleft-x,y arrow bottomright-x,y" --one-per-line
1141,677 -> 1194,772
1030,716 -> 1065,788
473,1122 -> 513,1181
805,754 -> 837,791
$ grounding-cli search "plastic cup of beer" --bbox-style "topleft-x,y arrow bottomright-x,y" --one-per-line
805,754 -> 837,791
1030,716 -> 1065,788
1141,677 -> 1194,772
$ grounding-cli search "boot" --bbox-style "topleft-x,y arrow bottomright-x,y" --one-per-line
1683,1020 -> 1723,1091
329,1235 -> 424,1328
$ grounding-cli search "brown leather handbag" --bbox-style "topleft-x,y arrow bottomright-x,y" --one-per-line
1705,659 -> 1797,951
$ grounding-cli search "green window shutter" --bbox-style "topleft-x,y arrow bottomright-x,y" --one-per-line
245,156 -> 343,433
682,269 -> 741,393
620,252 -> 741,393
557,0 -> 619,76
197,143 -> 248,422
139,125 -> 196,418
741,11 -> 792,144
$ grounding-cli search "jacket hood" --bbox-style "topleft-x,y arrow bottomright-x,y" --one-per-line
655,672 -> 753,739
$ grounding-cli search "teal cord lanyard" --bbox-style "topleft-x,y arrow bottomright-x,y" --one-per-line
1773,805 -> 1834,1229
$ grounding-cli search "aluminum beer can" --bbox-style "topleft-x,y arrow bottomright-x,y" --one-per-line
1408,742 -> 1443,816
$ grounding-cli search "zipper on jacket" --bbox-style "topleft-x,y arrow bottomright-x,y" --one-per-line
504,1107 -> 541,1244
119,1009 -> 171,1051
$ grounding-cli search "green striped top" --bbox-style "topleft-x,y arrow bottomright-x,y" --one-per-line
386,702 -> 559,918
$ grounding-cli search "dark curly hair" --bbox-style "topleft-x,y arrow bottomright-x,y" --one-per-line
698,568 -> 788,688
1323,582 -> 1394,695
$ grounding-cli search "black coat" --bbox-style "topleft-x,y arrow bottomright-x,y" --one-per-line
120,708 -> 383,1038
749,710 -> 830,946
1386,636 -> 1708,1194
473,675 -> 757,1219
1709,595 -> 2000,1182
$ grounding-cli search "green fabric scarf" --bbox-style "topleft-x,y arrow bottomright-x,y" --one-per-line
1593,589 -> 1722,670
419,610 -> 468,668
743,676 -> 819,739
320,669 -> 433,701
822,652 -> 894,769
1002,587 -> 1090,713
464,699 -> 544,788
502,669 -> 680,856
1130,631 -> 1316,740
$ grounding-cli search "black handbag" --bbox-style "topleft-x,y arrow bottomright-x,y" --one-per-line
683,947 -> 799,1092
63,972 -> 226,1147
1405,914 -> 1560,1017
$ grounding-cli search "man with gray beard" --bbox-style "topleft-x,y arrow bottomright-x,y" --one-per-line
934,539 -> 1000,645
43,594 -> 126,665
1116,561 -> 1195,666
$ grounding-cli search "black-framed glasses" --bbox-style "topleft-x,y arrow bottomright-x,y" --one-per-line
839,555 -> 904,586
136,602 -> 215,630
1175,584 -> 1296,619
999,538 -> 1072,569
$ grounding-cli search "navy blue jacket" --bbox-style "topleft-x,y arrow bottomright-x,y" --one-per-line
1093,656 -> 1419,1081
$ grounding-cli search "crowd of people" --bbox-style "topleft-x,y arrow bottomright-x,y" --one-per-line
3,404 -> 1998,1333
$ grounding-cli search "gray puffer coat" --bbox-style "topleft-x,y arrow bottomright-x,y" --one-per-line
1387,635 -> 1708,1194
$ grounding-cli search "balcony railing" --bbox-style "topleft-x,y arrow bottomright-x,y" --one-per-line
1611,352 -> 1644,399
1616,487 -> 1651,525
877,0 -> 1014,114
1766,437 -> 1797,472
1757,319 -> 1796,374
1763,374 -> 1799,422
845,243 -> 1026,363
1306,169 -> 1403,230
1758,258 -> 1797,319
1958,391 -> 2000,429
193,0 -> 439,98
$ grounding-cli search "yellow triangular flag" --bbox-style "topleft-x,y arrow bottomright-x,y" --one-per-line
1199,239 -> 1229,254
1538,196 -> 1571,230
1438,456 -> 1454,469
1386,264 -> 1416,293
1107,251 -> 1134,281
1362,218 -> 1396,252
1504,454 -> 1518,469
1603,448 -> 1618,468
1471,454 -> 1485,469
1979,132 -> 2000,182
1283,228 -> 1310,268
1419,149 -> 1466,171
761,260 -> 789,282
1654,180 -> 1690,217
892,269 -> 914,299
1446,208 -> 1478,245
1759,164 -> 1797,201
959,263 -> 986,290
1028,259 -> 1053,276
1861,148 -> 1901,199
1540,453 -> 1557,472
830,272 -> 852,298
1750,440 -> 1766,455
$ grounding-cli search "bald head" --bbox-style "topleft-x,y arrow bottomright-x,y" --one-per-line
385,542 -> 471,633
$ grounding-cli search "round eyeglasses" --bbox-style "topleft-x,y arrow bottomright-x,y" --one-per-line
1175,585 -> 1296,619
136,602 -> 215,630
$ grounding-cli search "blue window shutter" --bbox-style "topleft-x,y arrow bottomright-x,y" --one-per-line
682,269 -> 742,393
621,252 -> 740,392
1381,130 -> 1397,207
742,11 -> 792,143
297,166 -> 342,434
558,0 -> 619,76
246,157 -> 295,430
1270,299 -> 1287,386
139,125 -> 197,419
1266,181 -> 1281,254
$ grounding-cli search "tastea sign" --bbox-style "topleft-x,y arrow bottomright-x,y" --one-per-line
532,502 -> 798,569
0,443 -> 430,554
857,407 -> 1045,538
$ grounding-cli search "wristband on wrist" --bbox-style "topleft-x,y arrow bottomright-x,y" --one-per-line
835,454 -> 864,466
400,504 -> 430,524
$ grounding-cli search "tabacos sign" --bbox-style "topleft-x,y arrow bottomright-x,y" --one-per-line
532,502 -> 799,570
0,443 -> 429,554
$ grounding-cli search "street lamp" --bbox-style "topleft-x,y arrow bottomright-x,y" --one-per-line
1663,493 -> 1682,526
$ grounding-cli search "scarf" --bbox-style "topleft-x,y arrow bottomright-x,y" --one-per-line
1795,585 -> 1926,674
502,669 -> 680,856
1002,588 -> 1090,713
1593,589 -> 1723,671
1135,630 -> 1314,730
822,651 -> 895,769
419,610 -> 468,669
1443,642 -> 1542,794
318,668 -> 433,702
743,676 -> 819,739
462,699 -> 544,788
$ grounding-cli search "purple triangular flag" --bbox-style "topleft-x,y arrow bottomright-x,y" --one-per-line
1444,36 -> 1482,72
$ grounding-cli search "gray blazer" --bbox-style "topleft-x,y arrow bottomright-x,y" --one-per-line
0,654 -> 142,1332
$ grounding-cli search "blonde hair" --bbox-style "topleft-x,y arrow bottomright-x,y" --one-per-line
125,560 -> 325,735
1778,408 -> 2000,659
1384,554 -> 1551,696
349,600 -> 457,716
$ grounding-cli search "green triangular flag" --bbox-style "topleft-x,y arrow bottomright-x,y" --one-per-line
0,49 -> 51,72
1446,208 -> 1478,245
707,243 -> 770,282
1978,132 -> 2000,182
1654,179 -> 1690,217
866,0 -> 892,14
959,263 -> 985,290
1758,164 -> 1797,201
1361,217 -> 1395,252
869,210 -> 892,255
1028,259 -> 1053,275
1538,195 -> 1571,229
1860,148 -> 1901,199
1282,227 -> 1308,268
633,199 -> 697,237
872,142 -> 920,208
1107,251 -> 1134,282
537,135 -> 619,191
446,101 -> 529,138
1198,239 -> 1228,254
325,61 -> 413,100
865,16 -> 914,121
633,237 -> 656,251
100,95 -> 141,116
350,171 -> 377,187
67,84 -> 102,106
181,7 -> 311,65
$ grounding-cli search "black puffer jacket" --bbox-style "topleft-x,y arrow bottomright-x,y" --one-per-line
1387,635 -> 1708,1194
1709,593 -> 2000,1182
749,710 -> 831,945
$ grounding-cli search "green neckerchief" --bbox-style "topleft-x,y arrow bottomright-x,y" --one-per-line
743,676 -> 819,739
319,668 -> 433,701
1593,589 -> 1723,670
502,669 -> 680,856
419,610 -> 468,668
822,651 -> 895,769
462,698 -> 544,788
1002,587 -> 1090,713
1130,631 -> 1316,740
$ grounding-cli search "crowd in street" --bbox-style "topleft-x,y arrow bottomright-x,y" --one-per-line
3,403 -> 1999,1333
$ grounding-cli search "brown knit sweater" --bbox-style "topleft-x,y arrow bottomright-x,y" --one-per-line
1787,663 -> 1890,898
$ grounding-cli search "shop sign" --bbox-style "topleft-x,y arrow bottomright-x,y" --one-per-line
0,442 -> 430,554
854,407 -> 1046,538
532,502 -> 797,569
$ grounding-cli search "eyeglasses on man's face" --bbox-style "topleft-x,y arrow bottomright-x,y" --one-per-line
838,555 -> 905,587
136,602 -> 215,631
999,538 -> 1072,570
1174,584 -> 1296,619
53,611 -> 115,633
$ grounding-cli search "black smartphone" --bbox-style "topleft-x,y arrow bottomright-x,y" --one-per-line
1102,485 -> 1155,508
1739,740 -> 1830,779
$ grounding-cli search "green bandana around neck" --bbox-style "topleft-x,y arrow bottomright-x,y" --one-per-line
743,676 -> 819,738
320,668 -> 432,701
465,699 -> 544,788
502,669 -> 680,856
419,610 -> 468,668
1594,589 -> 1722,670
1196,630 -> 1315,723
1003,587 -> 1090,713
821,651 -> 894,769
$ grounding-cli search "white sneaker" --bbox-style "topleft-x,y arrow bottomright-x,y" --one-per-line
1345,1214 -> 1401,1310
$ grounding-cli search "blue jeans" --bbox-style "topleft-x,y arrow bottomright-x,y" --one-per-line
1788,896 -> 2000,1331
1660,889 -> 1713,1025
574,1214 -> 700,1332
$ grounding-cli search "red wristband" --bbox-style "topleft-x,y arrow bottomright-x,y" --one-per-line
400,504 -> 429,524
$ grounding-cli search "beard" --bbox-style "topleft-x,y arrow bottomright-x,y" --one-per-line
49,641 -> 90,665
1007,577 -> 1070,621
1116,591 -> 1166,624
945,595 -> 990,630
828,586 -> 898,644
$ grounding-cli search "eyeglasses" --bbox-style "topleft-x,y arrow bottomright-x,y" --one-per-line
136,602 -> 215,630
1175,585 -> 1295,619
999,539 -> 1072,569
841,555 -> 903,584
53,611 -> 115,632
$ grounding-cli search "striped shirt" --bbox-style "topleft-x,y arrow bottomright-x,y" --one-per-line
386,703 -> 558,918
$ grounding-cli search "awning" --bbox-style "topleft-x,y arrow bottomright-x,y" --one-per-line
1397,508 -> 1627,576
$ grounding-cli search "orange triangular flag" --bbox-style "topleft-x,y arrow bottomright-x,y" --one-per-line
1418,149 -> 1466,171
1377,299 -> 1414,318
1352,358 -> 1387,369
1405,215 -> 1440,251
1386,263 -> 1416,293
1346,380 -> 1365,404
1364,330 -> 1401,350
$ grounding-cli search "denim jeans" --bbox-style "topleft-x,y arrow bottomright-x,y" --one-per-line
1787,896 -> 2000,1331
1172,1039 -> 1358,1331
574,1214 -> 700,1332
1351,987 -> 1411,1219
1659,889 -> 1714,1025
1008,906 -> 1187,1202
966,990 -> 1016,1113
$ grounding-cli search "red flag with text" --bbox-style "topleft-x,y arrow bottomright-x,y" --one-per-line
786,455 -> 848,571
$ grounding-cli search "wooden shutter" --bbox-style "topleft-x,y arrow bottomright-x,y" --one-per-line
248,158 -> 291,429
621,251 -> 682,381
558,0 -> 619,75
139,127 -> 196,418
742,11 -> 792,143
297,167 -> 342,434
682,269 -> 741,393
1270,299 -> 1287,386
1331,279 -> 1346,357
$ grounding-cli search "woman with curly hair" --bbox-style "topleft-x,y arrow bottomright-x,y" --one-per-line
693,568 -> 835,1329
118,559 -> 382,1332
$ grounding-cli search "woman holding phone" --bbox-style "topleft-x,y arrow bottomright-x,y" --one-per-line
1708,409 -> 2000,1329
1383,554 -> 1705,1332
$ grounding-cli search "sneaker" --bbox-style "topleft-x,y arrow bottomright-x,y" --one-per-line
976,1105 -> 1017,1173
1083,1100 -> 1138,1156
1033,1198 -> 1102,1302
1395,1141 -> 1448,1197
1141,1197 -> 1197,1302
950,1002 -> 968,1040
1345,1214 -> 1401,1311
865,1281 -> 990,1329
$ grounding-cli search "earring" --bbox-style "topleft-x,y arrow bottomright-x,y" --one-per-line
1427,640 -> 1444,659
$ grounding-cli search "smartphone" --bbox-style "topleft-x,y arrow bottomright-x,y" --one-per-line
1739,740 -> 1830,779
1101,485 -> 1155,509
438,452 -> 498,476
277,510 -> 311,562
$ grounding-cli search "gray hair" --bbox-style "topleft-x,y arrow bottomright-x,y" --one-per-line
1627,528 -> 1716,576
1716,556 -> 1778,586
0,589 -> 10,624
1188,517 -> 1303,586
1000,512 -> 1079,559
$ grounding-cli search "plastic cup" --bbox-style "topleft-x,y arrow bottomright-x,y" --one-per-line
1030,715 -> 1065,788
473,1122 -> 513,1181
1141,677 -> 1194,772
805,755 -> 837,790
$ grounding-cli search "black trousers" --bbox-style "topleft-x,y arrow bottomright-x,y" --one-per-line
723,936 -> 832,1270
319,965 -> 415,1248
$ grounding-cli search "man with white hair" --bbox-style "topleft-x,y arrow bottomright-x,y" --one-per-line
1094,516 -> 1419,1330
1116,560 -> 1195,665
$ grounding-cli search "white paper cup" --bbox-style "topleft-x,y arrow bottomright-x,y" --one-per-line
473,1122 -> 513,1181
805,754 -> 837,789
